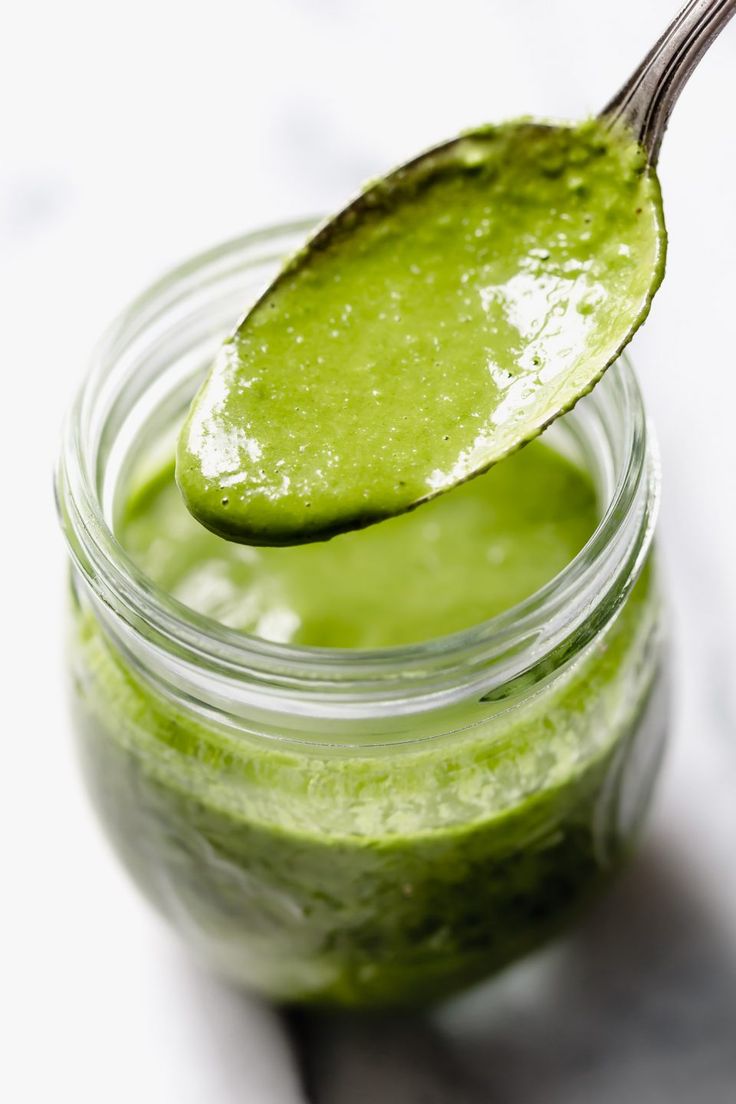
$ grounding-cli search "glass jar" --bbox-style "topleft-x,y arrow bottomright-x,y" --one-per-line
56,221 -> 669,1009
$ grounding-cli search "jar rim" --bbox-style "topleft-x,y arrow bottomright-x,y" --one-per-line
56,221 -> 659,714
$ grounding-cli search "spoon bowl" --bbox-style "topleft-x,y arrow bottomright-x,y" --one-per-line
177,0 -> 733,547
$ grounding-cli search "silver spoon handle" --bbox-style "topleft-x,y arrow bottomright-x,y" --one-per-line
602,0 -> 736,161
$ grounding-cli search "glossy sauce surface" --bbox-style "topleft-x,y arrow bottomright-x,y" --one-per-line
124,439 -> 598,648
74,431 -> 663,1008
177,119 -> 664,545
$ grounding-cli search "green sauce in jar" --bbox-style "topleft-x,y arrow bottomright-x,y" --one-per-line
123,440 -> 597,648
59,229 -> 667,1009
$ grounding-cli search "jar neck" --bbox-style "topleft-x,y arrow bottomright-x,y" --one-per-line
56,224 -> 659,722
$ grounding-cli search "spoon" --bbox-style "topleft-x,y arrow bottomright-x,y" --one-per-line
178,0 -> 735,546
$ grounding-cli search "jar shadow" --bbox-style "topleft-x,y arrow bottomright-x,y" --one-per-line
292,838 -> 736,1104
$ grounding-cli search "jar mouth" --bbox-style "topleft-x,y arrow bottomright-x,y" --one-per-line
56,221 -> 659,712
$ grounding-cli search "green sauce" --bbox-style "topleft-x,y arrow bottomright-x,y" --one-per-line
66,116 -> 668,1008
125,439 -> 597,648
177,119 -> 665,545
70,436 -> 665,1007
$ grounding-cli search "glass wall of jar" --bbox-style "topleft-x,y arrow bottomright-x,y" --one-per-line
56,224 -> 669,1009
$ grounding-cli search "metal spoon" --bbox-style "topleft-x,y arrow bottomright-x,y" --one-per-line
179,0 -> 735,546
311,0 -> 736,234
603,0 -> 735,163
281,0 -> 736,284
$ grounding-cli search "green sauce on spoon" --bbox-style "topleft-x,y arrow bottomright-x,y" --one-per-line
177,119 -> 664,545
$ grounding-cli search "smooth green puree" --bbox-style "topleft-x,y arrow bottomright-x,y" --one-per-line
177,118 -> 665,545
72,433 -> 664,1007
125,440 -> 596,647
71,117 -> 666,1009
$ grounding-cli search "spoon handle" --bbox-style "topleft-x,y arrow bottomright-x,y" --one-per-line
602,0 -> 736,162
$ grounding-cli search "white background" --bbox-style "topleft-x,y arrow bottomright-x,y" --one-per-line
3,2 -> 736,1101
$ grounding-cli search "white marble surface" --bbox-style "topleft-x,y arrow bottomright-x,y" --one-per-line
3,1 -> 736,1100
